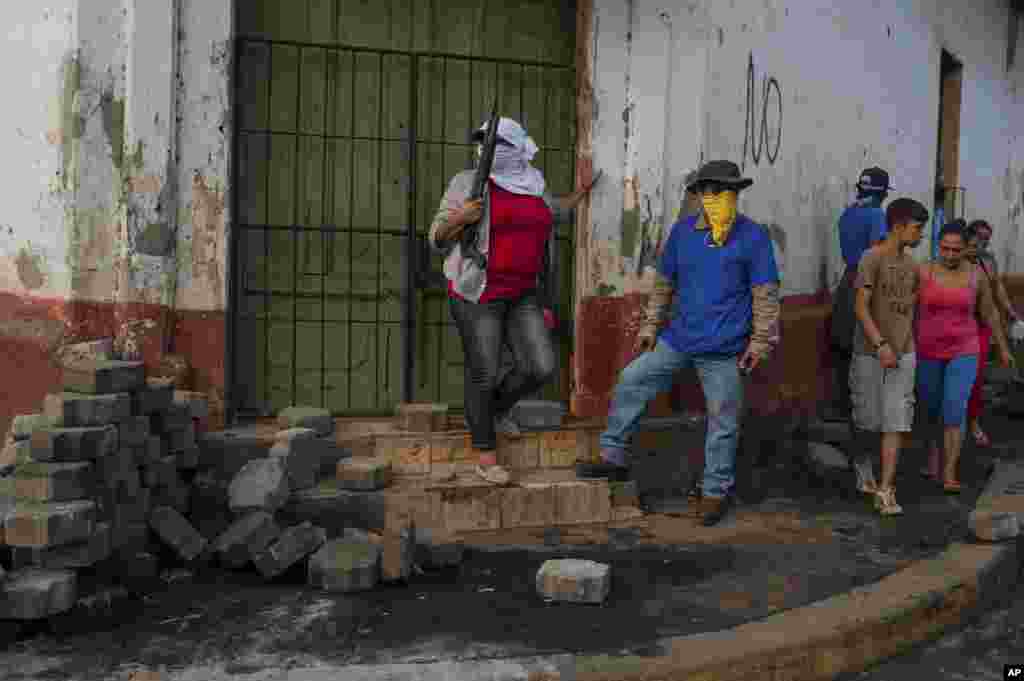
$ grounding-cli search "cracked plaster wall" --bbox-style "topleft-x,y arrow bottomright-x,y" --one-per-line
584,0 -> 1024,299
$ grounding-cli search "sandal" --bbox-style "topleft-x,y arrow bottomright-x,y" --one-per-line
942,479 -> 962,494
873,487 -> 903,516
475,463 -> 511,486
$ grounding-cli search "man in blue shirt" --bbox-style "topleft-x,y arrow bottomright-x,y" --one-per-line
577,161 -> 781,526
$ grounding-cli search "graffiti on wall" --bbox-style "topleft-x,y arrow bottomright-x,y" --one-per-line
741,52 -> 782,172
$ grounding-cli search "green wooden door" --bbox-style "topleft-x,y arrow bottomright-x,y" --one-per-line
232,0 -> 576,416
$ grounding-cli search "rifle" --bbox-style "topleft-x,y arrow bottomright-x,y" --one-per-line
462,101 -> 499,269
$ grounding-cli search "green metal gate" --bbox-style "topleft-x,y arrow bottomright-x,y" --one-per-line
230,0 -> 577,416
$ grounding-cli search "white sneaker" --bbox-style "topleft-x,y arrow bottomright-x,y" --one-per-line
873,487 -> 903,516
853,458 -> 878,494
475,464 -> 511,485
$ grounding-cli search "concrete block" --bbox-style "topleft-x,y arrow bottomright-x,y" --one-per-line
498,433 -> 540,470
314,437 -> 352,476
377,435 -> 431,475
109,521 -> 150,552
176,446 -> 200,470
4,500 -> 96,548
13,461 -> 94,502
413,527 -> 465,568
337,457 -> 392,490
150,403 -> 191,435
269,438 -> 320,491
62,360 -> 145,395
969,510 -> 1020,542
149,506 -> 207,562
8,522 -> 113,570
438,486 -> 502,533
0,568 -> 77,619
197,427 -> 273,479
502,483 -> 557,528
213,511 -> 281,569
92,447 -> 139,490
189,471 -> 233,541
377,527 -> 414,582
9,414 -> 49,441
133,378 -> 175,416
277,406 -> 334,436
394,402 -> 448,432
554,481 -> 612,525
118,415 -> 151,448
136,436 -> 165,466
173,391 -> 209,420
96,487 -> 151,529
535,559 -> 611,604
253,522 -> 326,579
142,456 -> 179,489
150,476 -> 191,516
805,441 -> 852,477
274,427 -> 318,443
510,400 -> 566,430
229,458 -> 290,514
30,426 -> 118,462
308,539 -> 380,592
43,392 -> 132,428
164,422 -> 197,453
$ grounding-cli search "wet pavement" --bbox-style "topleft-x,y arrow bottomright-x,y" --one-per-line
1,408 -> 1020,680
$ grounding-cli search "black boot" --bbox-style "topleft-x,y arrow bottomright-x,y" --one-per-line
576,453 -> 631,482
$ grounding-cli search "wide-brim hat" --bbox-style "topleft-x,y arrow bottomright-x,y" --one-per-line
685,160 -> 753,192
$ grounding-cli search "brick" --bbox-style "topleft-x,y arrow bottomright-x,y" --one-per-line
502,483 -> 557,528
118,415 -> 151,448
4,500 -> 96,548
554,481 -> 612,525
142,456 -> 178,489
149,506 -> 207,562
576,429 -> 601,465
377,435 -> 431,475
498,433 -> 540,470
152,353 -> 191,387
43,392 -> 132,428
197,427 -> 273,479
55,338 -> 114,366
133,378 -> 175,415
969,510 -> 1020,542
30,426 -> 118,463
277,406 -> 334,436
0,568 -> 77,619
539,430 -> 580,468
337,457 -> 392,491
13,462 -> 93,502
62,360 -> 145,394
438,485 -> 502,533
269,438 -> 321,491
413,527 -> 465,568
609,480 -> 641,507
9,522 -> 113,570
176,446 -> 200,470
431,434 -> 472,463
9,414 -> 49,441
253,522 -> 326,579
308,539 -> 380,592
213,511 -> 281,569
228,458 -> 290,513
150,403 -> 192,435
164,422 -> 197,453
535,559 -> 611,604
375,526 -> 414,582
395,402 -> 448,432
611,506 -> 645,522
173,391 -> 209,420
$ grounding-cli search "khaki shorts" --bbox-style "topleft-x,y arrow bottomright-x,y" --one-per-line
850,352 -> 916,433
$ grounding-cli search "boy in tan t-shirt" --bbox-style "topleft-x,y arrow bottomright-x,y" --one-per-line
851,197 -> 929,516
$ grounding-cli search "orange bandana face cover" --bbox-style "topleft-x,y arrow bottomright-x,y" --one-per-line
701,192 -> 738,246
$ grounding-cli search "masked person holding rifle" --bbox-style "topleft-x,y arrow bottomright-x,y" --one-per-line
429,116 -> 601,485
577,160 -> 781,527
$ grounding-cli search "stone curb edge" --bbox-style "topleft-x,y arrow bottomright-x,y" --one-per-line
566,537 -> 1023,681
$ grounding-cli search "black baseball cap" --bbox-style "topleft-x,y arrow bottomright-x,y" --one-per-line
856,167 -> 893,193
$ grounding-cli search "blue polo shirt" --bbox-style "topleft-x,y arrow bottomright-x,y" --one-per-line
658,214 -> 780,357
838,203 -> 887,269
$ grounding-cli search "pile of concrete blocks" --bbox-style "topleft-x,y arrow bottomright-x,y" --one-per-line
0,353 -> 207,625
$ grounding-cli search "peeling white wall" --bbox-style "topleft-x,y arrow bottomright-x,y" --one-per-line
0,2 -> 79,298
587,0 -> 1024,297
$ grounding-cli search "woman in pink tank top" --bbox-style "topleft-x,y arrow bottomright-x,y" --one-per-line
915,222 -> 1013,493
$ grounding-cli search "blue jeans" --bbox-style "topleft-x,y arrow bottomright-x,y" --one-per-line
599,339 -> 744,498
916,354 -> 978,427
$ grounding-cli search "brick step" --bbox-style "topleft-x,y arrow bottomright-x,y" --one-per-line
282,469 -> 642,540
